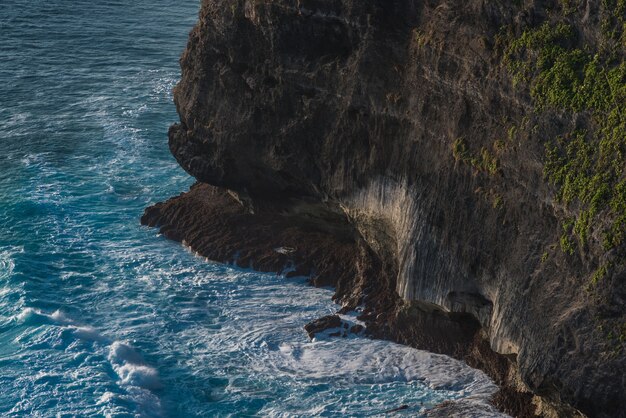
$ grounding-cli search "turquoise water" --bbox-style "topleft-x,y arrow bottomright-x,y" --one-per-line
0,1 -> 504,417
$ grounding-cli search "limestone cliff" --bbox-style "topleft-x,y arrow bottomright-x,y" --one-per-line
143,0 -> 626,416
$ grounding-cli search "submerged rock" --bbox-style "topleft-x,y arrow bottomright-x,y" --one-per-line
384,404 -> 409,413
304,315 -> 342,339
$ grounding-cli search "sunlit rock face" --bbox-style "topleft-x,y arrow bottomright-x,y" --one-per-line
156,0 -> 626,416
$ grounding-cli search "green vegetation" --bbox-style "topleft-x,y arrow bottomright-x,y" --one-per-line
452,137 -> 470,162
605,321 -> 626,344
479,147 -> 499,175
452,138 -> 500,175
492,194 -> 504,209
507,125 -> 517,141
597,320 -> 626,353
591,263 -> 610,285
560,233 -> 576,255
413,29 -> 427,48
559,0 -> 578,15
502,6 -> 626,258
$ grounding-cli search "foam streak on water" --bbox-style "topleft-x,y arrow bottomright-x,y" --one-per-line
0,1 -> 506,417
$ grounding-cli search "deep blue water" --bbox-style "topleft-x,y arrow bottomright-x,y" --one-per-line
0,1 -> 504,417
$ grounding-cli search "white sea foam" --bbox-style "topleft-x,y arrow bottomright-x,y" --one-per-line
97,391 -> 116,405
115,363 -> 162,389
17,308 -> 55,325
108,341 -> 162,390
16,308 -> 75,327
15,308 -> 162,393
0,249 -> 17,280
72,326 -> 108,342
108,341 -> 144,365
49,309 -> 71,323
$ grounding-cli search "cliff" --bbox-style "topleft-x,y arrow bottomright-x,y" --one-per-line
142,0 -> 626,416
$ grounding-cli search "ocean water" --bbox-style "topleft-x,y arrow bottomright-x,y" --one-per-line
0,1 -> 505,417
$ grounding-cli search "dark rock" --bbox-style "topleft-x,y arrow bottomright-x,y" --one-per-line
143,0 -> 626,416
350,324 -> 364,334
426,399 -> 503,418
384,404 -> 409,413
492,387 -> 537,418
337,306 -> 354,315
304,315 -> 342,339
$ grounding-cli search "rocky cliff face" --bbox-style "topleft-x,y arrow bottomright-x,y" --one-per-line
144,0 -> 626,416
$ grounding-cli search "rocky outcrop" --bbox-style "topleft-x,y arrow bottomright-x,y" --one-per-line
304,315 -> 342,338
144,0 -> 626,417
141,183 -> 481,357
142,183 -> 521,412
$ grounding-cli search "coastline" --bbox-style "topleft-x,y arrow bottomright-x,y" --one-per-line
141,182 -> 576,418
141,1 -> 626,416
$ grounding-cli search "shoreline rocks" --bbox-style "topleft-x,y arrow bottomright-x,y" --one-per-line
144,0 -> 625,416
142,183 -> 546,417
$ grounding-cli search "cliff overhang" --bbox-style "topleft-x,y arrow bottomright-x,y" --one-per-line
144,0 -> 626,417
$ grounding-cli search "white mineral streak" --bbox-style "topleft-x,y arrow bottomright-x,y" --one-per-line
342,177 -> 520,356
341,177 -> 420,301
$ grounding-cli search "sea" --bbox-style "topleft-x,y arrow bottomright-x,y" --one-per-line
0,1 -> 505,416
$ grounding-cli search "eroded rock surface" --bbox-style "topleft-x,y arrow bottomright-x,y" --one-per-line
144,0 -> 626,416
